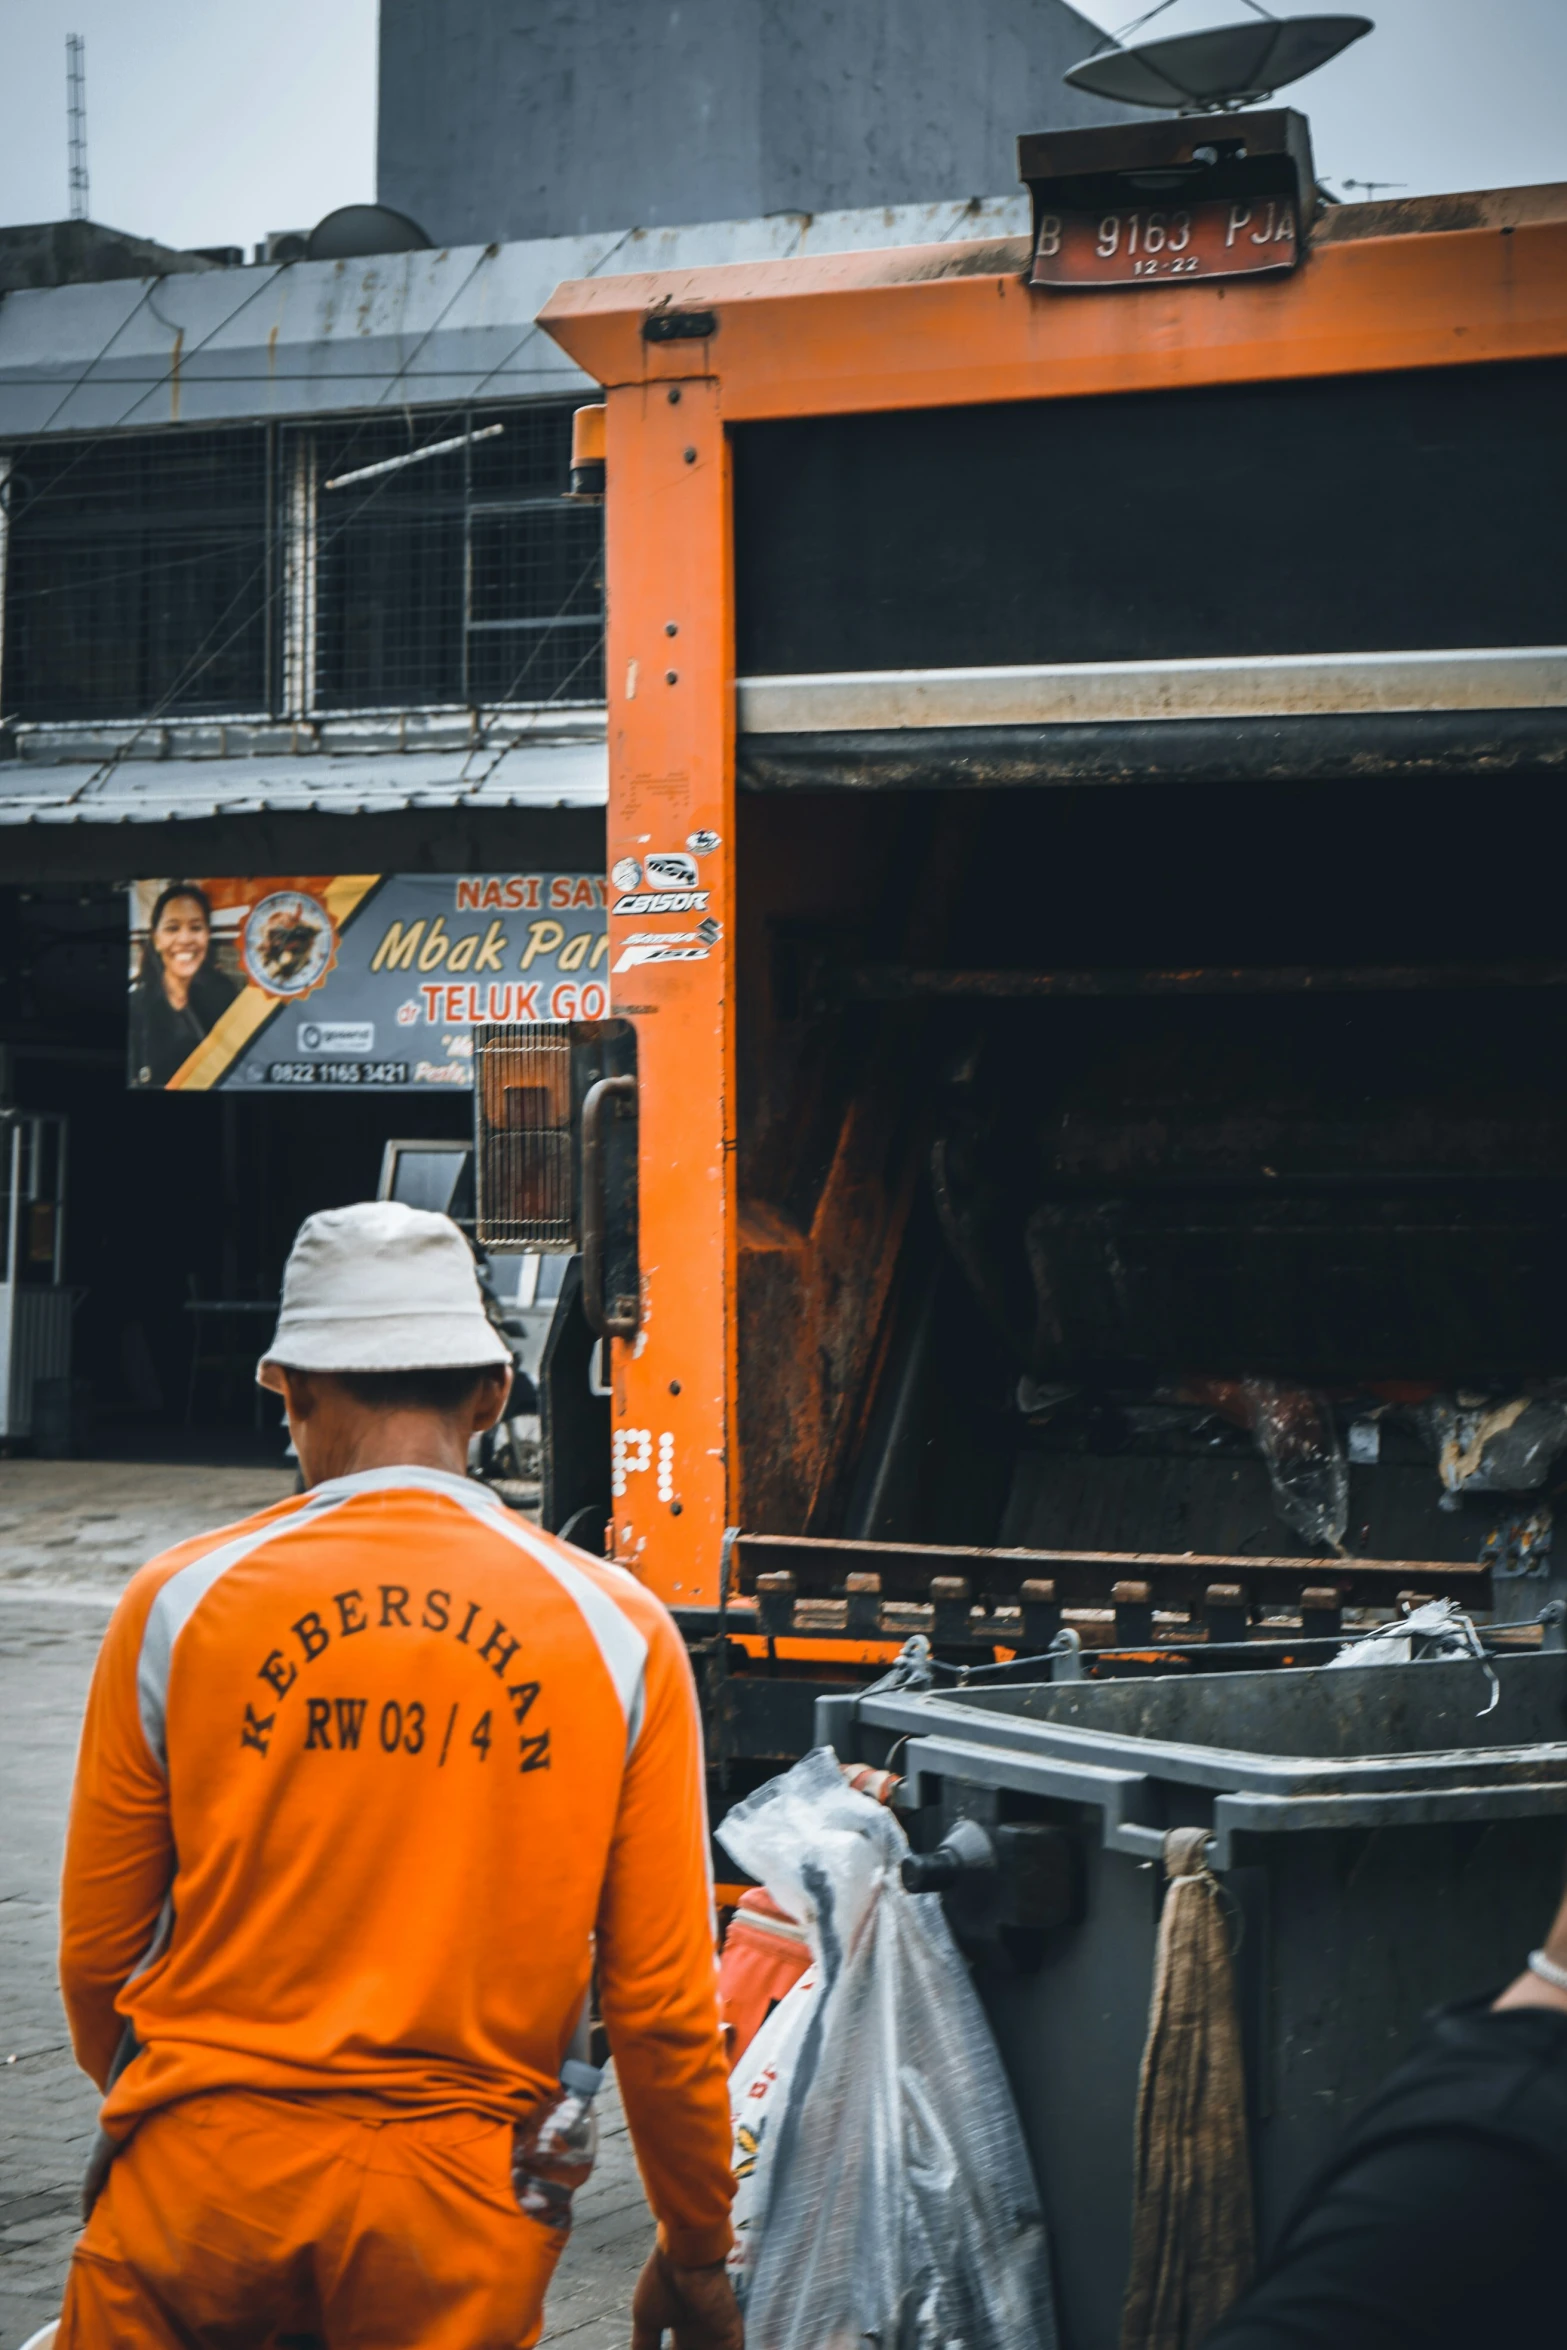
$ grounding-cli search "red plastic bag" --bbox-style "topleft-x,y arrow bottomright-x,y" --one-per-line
719,1888 -> 811,2070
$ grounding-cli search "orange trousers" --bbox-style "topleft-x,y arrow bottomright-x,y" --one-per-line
57,2091 -> 565,2349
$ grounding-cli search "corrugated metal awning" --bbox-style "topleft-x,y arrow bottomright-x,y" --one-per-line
0,735 -> 607,826
0,199 -> 1028,439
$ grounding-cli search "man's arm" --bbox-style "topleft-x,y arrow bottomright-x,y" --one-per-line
1204,2130 -> 1556,2350
595,1604 -> 735,2271
59,1581 -> 175,2087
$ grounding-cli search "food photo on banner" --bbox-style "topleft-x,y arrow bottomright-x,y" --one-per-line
125,874 -> 609,1092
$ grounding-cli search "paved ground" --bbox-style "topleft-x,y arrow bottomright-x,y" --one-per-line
0,1460 -> 299,1603
0,1603 -> 102,2350
0,1462 -> 653,2350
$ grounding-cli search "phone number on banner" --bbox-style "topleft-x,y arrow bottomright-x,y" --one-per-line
265,1061 -> 416,1086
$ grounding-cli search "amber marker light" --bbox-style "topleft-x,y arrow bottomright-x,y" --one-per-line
566,403 -> 606,500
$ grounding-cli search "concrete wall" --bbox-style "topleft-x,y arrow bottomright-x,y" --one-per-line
0,220 -> 214,292
378,0 -> 1130,246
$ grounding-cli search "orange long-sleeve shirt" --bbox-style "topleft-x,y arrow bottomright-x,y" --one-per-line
59,1464 -> 734,2267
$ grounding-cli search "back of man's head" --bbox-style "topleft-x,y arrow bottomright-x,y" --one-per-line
257,1201 -> 513,1481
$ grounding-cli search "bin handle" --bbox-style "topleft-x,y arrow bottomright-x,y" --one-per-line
581,1074 -> 638,1340
1210,1777 -> 1567,1868
897,1732 -> 1165,1861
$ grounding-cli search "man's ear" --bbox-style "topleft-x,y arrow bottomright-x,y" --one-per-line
275,1366 -> 320,1422
471,1364 -> 513,1436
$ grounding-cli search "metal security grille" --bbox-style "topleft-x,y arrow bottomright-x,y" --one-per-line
0,400 -> 602,725
308,403 -> 604,710
474,1023 -> 576,1249
1,427 -> 274,720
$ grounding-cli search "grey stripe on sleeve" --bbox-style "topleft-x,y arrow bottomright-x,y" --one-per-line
135,1489 -> 352,1772
447,1485 -> 651,1755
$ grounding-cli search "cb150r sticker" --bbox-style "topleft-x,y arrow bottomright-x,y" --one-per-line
612,889 -> 710,916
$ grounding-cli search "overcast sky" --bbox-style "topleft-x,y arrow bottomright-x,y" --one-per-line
1070,0 -> 1567,202
0,0 -> 379,256
0,0 -> 1562,256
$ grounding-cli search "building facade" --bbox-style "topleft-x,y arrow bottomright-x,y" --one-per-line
377,0 -> 1125,245
0,0 -> 1130,1447
0,197 -> 1026,1445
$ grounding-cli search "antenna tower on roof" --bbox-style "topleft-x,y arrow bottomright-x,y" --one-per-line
66,33 -> 89,222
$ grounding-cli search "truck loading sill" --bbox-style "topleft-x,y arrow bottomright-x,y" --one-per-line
737,711 -> 1567,789
735,653 -> 1567,788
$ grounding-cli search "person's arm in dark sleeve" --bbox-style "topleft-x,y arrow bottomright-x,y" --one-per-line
596,1604 -> 734,2269
58,1579 -> 175,2087
1203,2130 -> 1557,2350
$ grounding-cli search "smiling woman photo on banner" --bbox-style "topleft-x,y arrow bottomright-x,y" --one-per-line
129,882 -> 240,1089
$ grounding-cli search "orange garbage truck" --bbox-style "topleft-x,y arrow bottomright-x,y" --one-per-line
478,109 -> 1567,1838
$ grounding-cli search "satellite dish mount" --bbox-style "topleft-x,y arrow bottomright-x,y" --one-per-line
1062,5 -> 1373,115
1017,10 -> 1371,291
1017,105 -> 1318,291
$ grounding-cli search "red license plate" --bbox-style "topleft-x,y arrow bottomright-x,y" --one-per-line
1031,194 -> 1300,289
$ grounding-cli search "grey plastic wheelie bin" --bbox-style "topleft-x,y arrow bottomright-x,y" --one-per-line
819,1652 -> 1567,2350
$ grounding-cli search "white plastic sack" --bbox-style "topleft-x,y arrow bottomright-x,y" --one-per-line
728,1960 -> 818,2302
1328,1596 -> 1483,1670
1328,1597 -> 1500,1714
718,1747 -> 1058,2350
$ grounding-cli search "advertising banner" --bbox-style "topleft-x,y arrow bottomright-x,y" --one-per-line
127,873 -> 608,1092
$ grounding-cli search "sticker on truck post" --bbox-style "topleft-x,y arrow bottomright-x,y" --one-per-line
645,851 -> 699,886
614,936 -> 712,970
611,889 -> 710,916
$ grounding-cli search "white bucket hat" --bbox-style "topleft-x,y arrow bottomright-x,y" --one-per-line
257,1201 -> 511,1378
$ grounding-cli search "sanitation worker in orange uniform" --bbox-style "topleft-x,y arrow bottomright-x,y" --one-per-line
56,1201 -> 741,2350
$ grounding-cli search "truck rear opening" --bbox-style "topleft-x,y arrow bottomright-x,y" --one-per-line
733,769 -> 1567,1555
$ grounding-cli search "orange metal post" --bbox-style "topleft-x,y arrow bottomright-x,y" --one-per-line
601,378 -> 736,1602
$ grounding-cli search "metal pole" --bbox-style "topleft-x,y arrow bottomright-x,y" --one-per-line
4,1119 -> 17,1288
0,454 -> 11,727
0,1119 -> 19,1437
282,433 -> 318,719
66,35 -> 89,223
53,1115 -> 67,1286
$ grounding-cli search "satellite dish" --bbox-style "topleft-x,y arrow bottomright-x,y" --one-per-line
306,203 -> 432,261
1064,14 -> 1372,112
